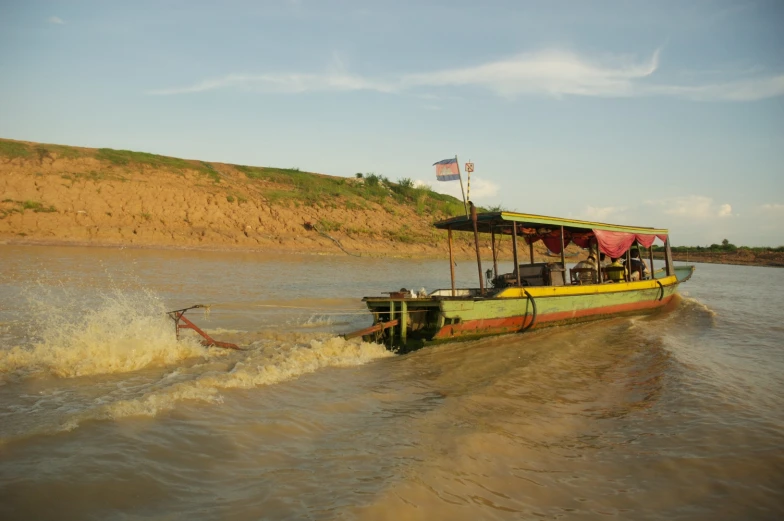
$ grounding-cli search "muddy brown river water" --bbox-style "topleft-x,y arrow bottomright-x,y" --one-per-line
0,245 -> 782,520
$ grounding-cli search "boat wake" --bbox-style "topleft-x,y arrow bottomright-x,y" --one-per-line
0,286 -> 393,444
676,293 -> 717,318
100,335 -> 392,419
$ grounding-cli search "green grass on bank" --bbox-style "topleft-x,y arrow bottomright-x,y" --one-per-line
0,199 -> 57,219
0,140 -> 33,159
234,165 -> 469,217
95,148 -> 220,180
37,144 -> 84,160
0,140 -> 88,161
0,139 -> 219,182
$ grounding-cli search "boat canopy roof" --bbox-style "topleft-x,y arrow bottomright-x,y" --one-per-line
434,211 -> 669,257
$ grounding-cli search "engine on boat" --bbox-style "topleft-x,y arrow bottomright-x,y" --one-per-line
492,262 -> 565,288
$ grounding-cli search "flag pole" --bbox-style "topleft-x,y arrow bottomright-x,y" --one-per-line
466,158 -> 471,202
455,155 -> 468,216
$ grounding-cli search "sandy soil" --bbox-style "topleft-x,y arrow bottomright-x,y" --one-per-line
4,140 -> 780,267
1,140 -> 560,261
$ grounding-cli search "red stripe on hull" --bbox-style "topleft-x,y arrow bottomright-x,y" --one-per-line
433,295 -> 674,339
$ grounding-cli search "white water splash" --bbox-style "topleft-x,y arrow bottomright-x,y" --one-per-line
202,336 -> 392,390
1,331 -> 393,442
0,286 -> 207,378
99,336 -> 394,419
678,294 -> 717,317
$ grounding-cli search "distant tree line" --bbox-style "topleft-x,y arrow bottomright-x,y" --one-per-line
651,239 -> 784,254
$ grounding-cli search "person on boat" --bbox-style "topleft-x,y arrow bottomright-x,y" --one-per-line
606,257 -> 626,282
573,253 -> 597,284
628,248 -> 650,281
599,252 -> 610,267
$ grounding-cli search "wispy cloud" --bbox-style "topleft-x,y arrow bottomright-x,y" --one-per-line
401,50 -> 659,98
148,48 -> 784,102
580,205 -> 629,222
643,75 -> 784,102
47,16 -> 65,24
425,177 -> 499,202
645,196 -> 734,219
147,72 -> 395,95
759,203 -> 784,214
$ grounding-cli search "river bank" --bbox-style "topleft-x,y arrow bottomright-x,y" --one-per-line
0,137 -> 565,261
0,138 -> 465,258
655,250 -> 784,268
3,137 -> 780,267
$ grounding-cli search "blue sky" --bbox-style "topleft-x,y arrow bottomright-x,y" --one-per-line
1,0 -> 783,246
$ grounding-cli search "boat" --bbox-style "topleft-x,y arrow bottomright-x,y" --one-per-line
345,210 -> 694,351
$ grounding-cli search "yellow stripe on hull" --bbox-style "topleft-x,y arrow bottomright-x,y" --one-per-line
495,276 -> 678,299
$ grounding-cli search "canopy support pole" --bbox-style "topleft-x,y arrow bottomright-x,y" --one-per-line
491,225 -> 498,279
455,155 -> 468,216
512,223 -> 521,287
665,237 -> 674,276
559,226 -> 566,270
389,300 -> 396,346
649,244 -> 655,278
448,227 -> 456,297
529,241 -> 534,264
470,202 -> 485,295
400,300 -> 408,344
595,241 -> 603,283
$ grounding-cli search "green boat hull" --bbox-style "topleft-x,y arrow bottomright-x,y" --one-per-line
362,266 -> 694,350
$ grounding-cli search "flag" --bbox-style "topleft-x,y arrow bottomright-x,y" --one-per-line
433,158 -> 460,181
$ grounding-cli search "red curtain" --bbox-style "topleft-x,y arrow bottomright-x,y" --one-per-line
542,237 -> 563,254
593,229 -> 668,258
633,233 -> 669,248
525,230 -> 568,254
570,232 -> 594,249
520,228 -> 666,257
